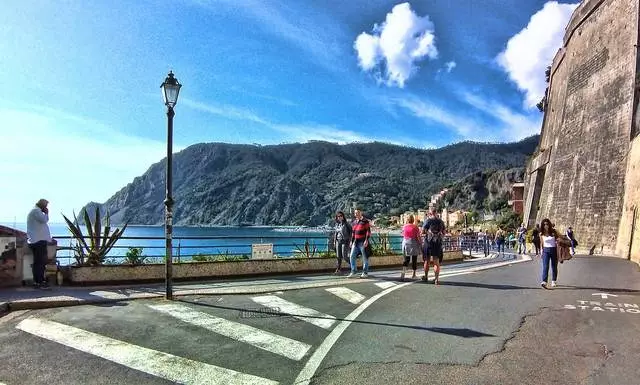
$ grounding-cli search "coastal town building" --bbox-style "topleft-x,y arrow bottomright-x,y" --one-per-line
508,182 -> 525,215
523,0 -> 640,264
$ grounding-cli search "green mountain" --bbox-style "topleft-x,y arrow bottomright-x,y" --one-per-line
83,136 -> 539,226
440,167 -> 525,212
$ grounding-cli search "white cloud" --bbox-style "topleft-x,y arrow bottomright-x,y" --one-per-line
182,97 -> 417,145
497,1 -> 579,108
0,106 -> 183,223
387,92 -> 542,143
354,2 -> 438,87
459,92 -> 542,141
444,61 -> 456,72
389,97 -> 478,138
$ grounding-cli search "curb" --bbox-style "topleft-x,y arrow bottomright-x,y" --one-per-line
1,254 -> 529,313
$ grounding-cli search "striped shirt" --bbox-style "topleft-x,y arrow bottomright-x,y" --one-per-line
351,218 -> 371,242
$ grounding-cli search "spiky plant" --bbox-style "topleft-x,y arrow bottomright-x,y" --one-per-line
62,207 -> 128,266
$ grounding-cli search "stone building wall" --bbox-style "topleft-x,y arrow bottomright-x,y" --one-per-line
524,0 -> 639,257
616,136 -> 640,263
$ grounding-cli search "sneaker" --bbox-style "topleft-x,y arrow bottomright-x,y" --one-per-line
551,281 -> 557,288
411,273 -> 417,280
540,281 -> 548,289
360,272 -> 368,279
347,272 -> 355,278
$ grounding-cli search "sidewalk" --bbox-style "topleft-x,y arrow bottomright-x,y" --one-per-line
0,252 -> 521,314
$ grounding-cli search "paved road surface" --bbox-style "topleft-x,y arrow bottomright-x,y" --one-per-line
0,254 -> 638,385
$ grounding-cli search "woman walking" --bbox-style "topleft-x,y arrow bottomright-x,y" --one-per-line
540,218 -> 559,289
333,211 -> 352,275
532,224 -> 541,257
401,215 -> 422,281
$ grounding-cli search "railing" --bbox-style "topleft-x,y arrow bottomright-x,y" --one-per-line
52,233 -> 511,266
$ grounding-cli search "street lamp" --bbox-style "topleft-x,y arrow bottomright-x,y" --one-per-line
160,70 -> 182,300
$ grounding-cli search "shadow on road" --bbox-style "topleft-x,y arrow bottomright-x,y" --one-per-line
554,285 -> 640,294
437,281 -> 537,290
177,299 -> 495,338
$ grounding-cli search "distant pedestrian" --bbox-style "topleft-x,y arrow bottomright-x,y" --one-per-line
422,208 -> 446,285
477,228 -> 488,257
539,218 -> 559,289
348,208 -> 371,279
495,227 -> 506,254
333,211 -> 352,275
517,223 -> 527,254
400,215 -> 421,281
532,224 -> 541,256
27,199 -> 52,289
566,226 -> 577,255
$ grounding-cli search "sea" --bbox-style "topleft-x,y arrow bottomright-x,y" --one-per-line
2,222 -> 402,266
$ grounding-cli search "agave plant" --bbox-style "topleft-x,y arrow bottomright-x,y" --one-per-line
62,207 -> 128,266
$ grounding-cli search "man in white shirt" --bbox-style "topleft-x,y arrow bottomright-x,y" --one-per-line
27,199 -> 52,289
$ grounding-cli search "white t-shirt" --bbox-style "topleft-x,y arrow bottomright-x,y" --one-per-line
542,235 -> 556,248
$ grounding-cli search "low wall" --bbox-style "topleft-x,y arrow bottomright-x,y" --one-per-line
64,251 -> 463,285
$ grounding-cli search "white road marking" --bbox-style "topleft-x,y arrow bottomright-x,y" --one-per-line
16,318 -> 278,385
251,295 -> 336,329
89,291 -> 129,300
293,253 -> 533,385
374,282 -> 396,290
294,281 -> 412,385
148,303 -> 311,361
0,310 -> 29,325
325,287 -> 366,304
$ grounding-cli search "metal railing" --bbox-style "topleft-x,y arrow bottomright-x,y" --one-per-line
51,233 -> 509,266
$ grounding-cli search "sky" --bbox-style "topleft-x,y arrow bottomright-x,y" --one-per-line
0,0 -> 579,224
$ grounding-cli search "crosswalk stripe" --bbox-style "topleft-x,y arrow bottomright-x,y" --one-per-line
148,303 -> 311,361
16,318 -> 278,385
251,295 -> 336,329
374,281 -> 396,289
325,287 -> 366,304
89,291 -> 129,300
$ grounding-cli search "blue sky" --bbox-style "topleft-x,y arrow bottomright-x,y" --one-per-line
0,0 -> 578,223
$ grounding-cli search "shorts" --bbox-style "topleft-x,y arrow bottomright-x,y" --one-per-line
423,241 -> 443,263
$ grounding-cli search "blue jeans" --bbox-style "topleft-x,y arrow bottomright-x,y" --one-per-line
349,240 -> 369,273
541,247 -> 558,282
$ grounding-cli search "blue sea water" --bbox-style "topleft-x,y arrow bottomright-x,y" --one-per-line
3,223 -> 401,265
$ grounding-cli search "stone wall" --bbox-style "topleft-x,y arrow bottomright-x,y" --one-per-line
525,0 -> 639,256
65,252 -> 463,285
616,135 -> 640,262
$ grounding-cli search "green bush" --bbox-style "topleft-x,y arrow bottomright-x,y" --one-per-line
125,247 -> 146,265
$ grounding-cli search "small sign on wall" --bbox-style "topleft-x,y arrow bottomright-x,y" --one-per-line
252,243 -> 273,259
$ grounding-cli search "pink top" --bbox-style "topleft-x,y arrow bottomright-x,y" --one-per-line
402,224 -> 421,240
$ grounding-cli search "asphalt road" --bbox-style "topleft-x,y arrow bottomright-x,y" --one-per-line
0,254 -> 638,385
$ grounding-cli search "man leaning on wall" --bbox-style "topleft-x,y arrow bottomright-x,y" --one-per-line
27,199 -> 52,289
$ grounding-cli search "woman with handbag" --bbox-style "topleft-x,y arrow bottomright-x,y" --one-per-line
333,211 -> 352,275
400,215 -> 422,281
539,218 -> 560,289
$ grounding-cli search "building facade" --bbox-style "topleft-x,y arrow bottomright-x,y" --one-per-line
523,0 -> 640,264
509,183 -> 525,215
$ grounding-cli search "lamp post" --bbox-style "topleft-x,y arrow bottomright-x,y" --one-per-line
160,70 -> 182,300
